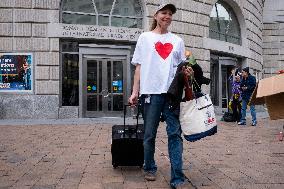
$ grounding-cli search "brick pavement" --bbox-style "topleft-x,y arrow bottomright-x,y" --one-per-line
0,118 -> 283,189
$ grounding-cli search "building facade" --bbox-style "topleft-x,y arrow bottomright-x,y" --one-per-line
263,0 -> 284,78
0,0 -> 280,119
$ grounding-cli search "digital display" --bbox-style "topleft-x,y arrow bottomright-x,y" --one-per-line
0,54 -> 32,91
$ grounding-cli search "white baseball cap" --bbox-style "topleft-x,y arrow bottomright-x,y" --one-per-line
155,3 -> 177,14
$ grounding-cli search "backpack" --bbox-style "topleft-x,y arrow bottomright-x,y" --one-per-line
222,112 -> 235,122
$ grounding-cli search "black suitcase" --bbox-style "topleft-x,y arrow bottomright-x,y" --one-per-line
111,104 -> 144,168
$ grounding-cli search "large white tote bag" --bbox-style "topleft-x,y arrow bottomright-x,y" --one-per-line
179,94 -> 217,142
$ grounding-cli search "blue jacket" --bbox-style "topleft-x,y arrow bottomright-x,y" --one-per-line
240,74 -> 256,101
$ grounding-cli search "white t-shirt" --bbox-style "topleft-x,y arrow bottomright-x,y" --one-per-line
131,31 -> 185,95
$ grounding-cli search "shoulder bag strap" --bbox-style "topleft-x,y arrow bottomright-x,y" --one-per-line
184,74 -> 194,101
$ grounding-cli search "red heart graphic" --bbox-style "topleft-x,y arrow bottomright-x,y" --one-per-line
155,42 -> 173,60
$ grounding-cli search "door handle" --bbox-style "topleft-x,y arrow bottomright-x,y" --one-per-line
99,88 -> 108,95
99,88 -> 111,98
100,88 -> 107,93
103,93 -> 110,98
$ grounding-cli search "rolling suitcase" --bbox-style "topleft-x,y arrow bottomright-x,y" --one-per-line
111,104 -> 144,168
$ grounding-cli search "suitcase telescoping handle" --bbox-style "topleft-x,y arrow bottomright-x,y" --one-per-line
123,104 -> 140,137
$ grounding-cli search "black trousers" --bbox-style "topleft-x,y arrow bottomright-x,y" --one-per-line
231,99 -> 242,122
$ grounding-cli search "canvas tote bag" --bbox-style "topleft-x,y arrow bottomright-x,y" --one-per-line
179,77 -> 217,142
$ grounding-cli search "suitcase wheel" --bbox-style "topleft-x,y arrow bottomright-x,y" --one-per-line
113,164 -> 118,169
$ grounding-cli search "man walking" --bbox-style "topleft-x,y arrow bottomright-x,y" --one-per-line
238,67 -> 257,126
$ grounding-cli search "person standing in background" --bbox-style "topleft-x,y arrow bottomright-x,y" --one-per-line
238,67 -> 257,126
230,72 -> 242,122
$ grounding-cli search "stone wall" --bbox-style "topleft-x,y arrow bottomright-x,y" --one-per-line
0,0 -> 61,119
263,0 -> 284,78
0,0 -> 266,119
0,95 -> 59,119
242,0 -> 265,75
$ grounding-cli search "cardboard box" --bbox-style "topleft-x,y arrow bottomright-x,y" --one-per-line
253,74 -> 284,120
250,83 -> 265,105
256,74 -> 284,98
265,93 -> 284,120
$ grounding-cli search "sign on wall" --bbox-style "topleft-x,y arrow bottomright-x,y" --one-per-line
0,53 -> 32,92
48,23 -> 143,41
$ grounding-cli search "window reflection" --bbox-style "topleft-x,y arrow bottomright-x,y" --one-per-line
62,13 -> 96,25
112,61 -> 123,94
98,16 -> 109,26
113,0 -> 142,16
209,1 -> 241,45
62,0 -> 94,13
94,0 -> 113,14
61,0 -> 143,28
62,52 -> 79,106
111,17 -> 142,28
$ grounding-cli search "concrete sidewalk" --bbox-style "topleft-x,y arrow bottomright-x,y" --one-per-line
0,117 -> 283,189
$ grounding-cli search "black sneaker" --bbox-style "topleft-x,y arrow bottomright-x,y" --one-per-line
251,121 -> 257,126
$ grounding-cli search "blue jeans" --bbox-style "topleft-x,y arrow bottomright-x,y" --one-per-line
240,100 -> 257,123
143,94 -> 184,187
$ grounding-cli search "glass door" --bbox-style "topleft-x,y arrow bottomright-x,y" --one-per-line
210,55 -> 219,106
79,44 -> 131,118
221,65 -> 234,109
210,54 -> 238,112
83,58 -> 125,117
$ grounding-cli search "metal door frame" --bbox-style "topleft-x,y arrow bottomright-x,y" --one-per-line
211,55 -> 237,113
79,44 -> 131,118
219,57 -> 237,111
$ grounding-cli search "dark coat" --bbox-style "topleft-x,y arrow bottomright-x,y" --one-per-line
240,74 -> 256,101
167,61 -> 211,110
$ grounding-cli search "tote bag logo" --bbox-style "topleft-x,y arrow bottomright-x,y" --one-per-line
204,110 -> 215,126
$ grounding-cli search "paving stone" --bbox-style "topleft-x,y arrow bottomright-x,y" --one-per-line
7,154 -> 25,163
31,184 -> 56,189
78,183 -> 103,189
0,177 -> 15,188
0,119 -> 283,189
103,182 -> 124,189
